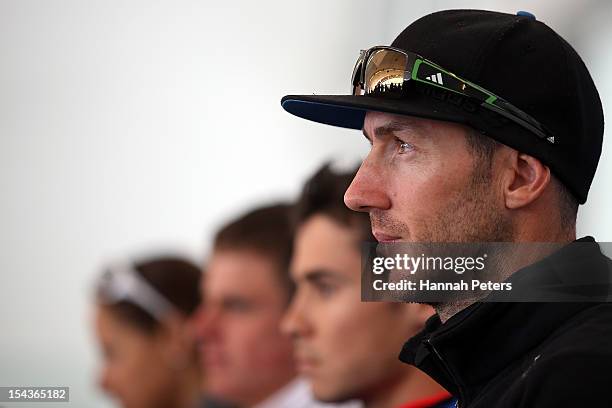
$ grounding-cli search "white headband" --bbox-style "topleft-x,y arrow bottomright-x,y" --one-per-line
97,263 -> 177,320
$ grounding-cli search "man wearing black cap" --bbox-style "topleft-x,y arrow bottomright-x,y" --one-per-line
281,9 -> 612,408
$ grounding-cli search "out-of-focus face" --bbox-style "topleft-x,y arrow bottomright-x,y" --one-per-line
344,111 -> 511,243
197,249 -> 296,406
282,214 -> 433,402
95,307 -> 178,408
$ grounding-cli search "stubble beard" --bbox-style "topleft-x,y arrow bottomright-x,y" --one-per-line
370,163 -> 515,319
426,167 -> 514,319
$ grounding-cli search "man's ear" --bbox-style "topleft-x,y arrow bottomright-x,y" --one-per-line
503,151 -> 551,209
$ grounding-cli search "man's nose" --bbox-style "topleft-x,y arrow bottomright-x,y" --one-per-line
98,366 -> 112,394
280,295 -> 311,340
344,156 -> 391,212
197,306 -> 221,340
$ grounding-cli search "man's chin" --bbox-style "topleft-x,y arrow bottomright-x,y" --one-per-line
311,386 -> 356,405
310,377 -> 368,404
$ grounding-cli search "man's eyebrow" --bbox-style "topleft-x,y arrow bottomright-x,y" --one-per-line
363,119 -> 428,142
301,269 -> 340,284
219,294 -> 253,307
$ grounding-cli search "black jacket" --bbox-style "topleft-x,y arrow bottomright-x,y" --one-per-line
399,238 -> 612,407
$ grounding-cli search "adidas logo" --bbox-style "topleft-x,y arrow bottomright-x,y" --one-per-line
425,72 -> 444,85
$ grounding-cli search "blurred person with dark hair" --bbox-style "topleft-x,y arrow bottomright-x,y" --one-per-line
195,204 -> 332,408
94,256 -> 203,408
282,165 -> 453,408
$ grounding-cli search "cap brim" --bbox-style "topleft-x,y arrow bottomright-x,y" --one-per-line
281,94 -> 468,130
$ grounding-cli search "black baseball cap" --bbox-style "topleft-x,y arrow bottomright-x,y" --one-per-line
281,9 -> 604,204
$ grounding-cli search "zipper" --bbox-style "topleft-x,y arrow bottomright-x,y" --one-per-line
425,338 -> 464,408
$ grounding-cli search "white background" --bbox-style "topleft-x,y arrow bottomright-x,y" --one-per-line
1,1 -> 611,406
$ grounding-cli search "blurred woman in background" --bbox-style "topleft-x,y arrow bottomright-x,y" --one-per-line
93,256 -> 203,408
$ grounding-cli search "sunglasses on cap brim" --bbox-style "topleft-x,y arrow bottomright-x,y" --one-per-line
351,46 -> 555,144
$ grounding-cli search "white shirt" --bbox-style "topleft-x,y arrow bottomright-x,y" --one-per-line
252,378 -> 362,408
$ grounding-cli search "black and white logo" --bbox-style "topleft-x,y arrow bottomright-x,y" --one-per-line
425,72 -> 444,85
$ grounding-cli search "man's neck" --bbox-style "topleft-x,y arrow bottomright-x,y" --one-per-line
247,376 -> 300,408
172,365 -> 202,408
436,231 -> 577,323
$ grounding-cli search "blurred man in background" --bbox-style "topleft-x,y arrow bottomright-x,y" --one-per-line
282,165 -> 452,408
195,204 -> 325,407
94,256 -> 203,408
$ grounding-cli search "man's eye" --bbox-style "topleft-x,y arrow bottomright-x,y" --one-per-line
223,300 -> 251,313
397,140 -> 414,154
102,345 -> 115,360
315,282 -> 337,298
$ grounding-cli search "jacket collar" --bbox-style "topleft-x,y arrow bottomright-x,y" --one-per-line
399,237 -> 609,404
